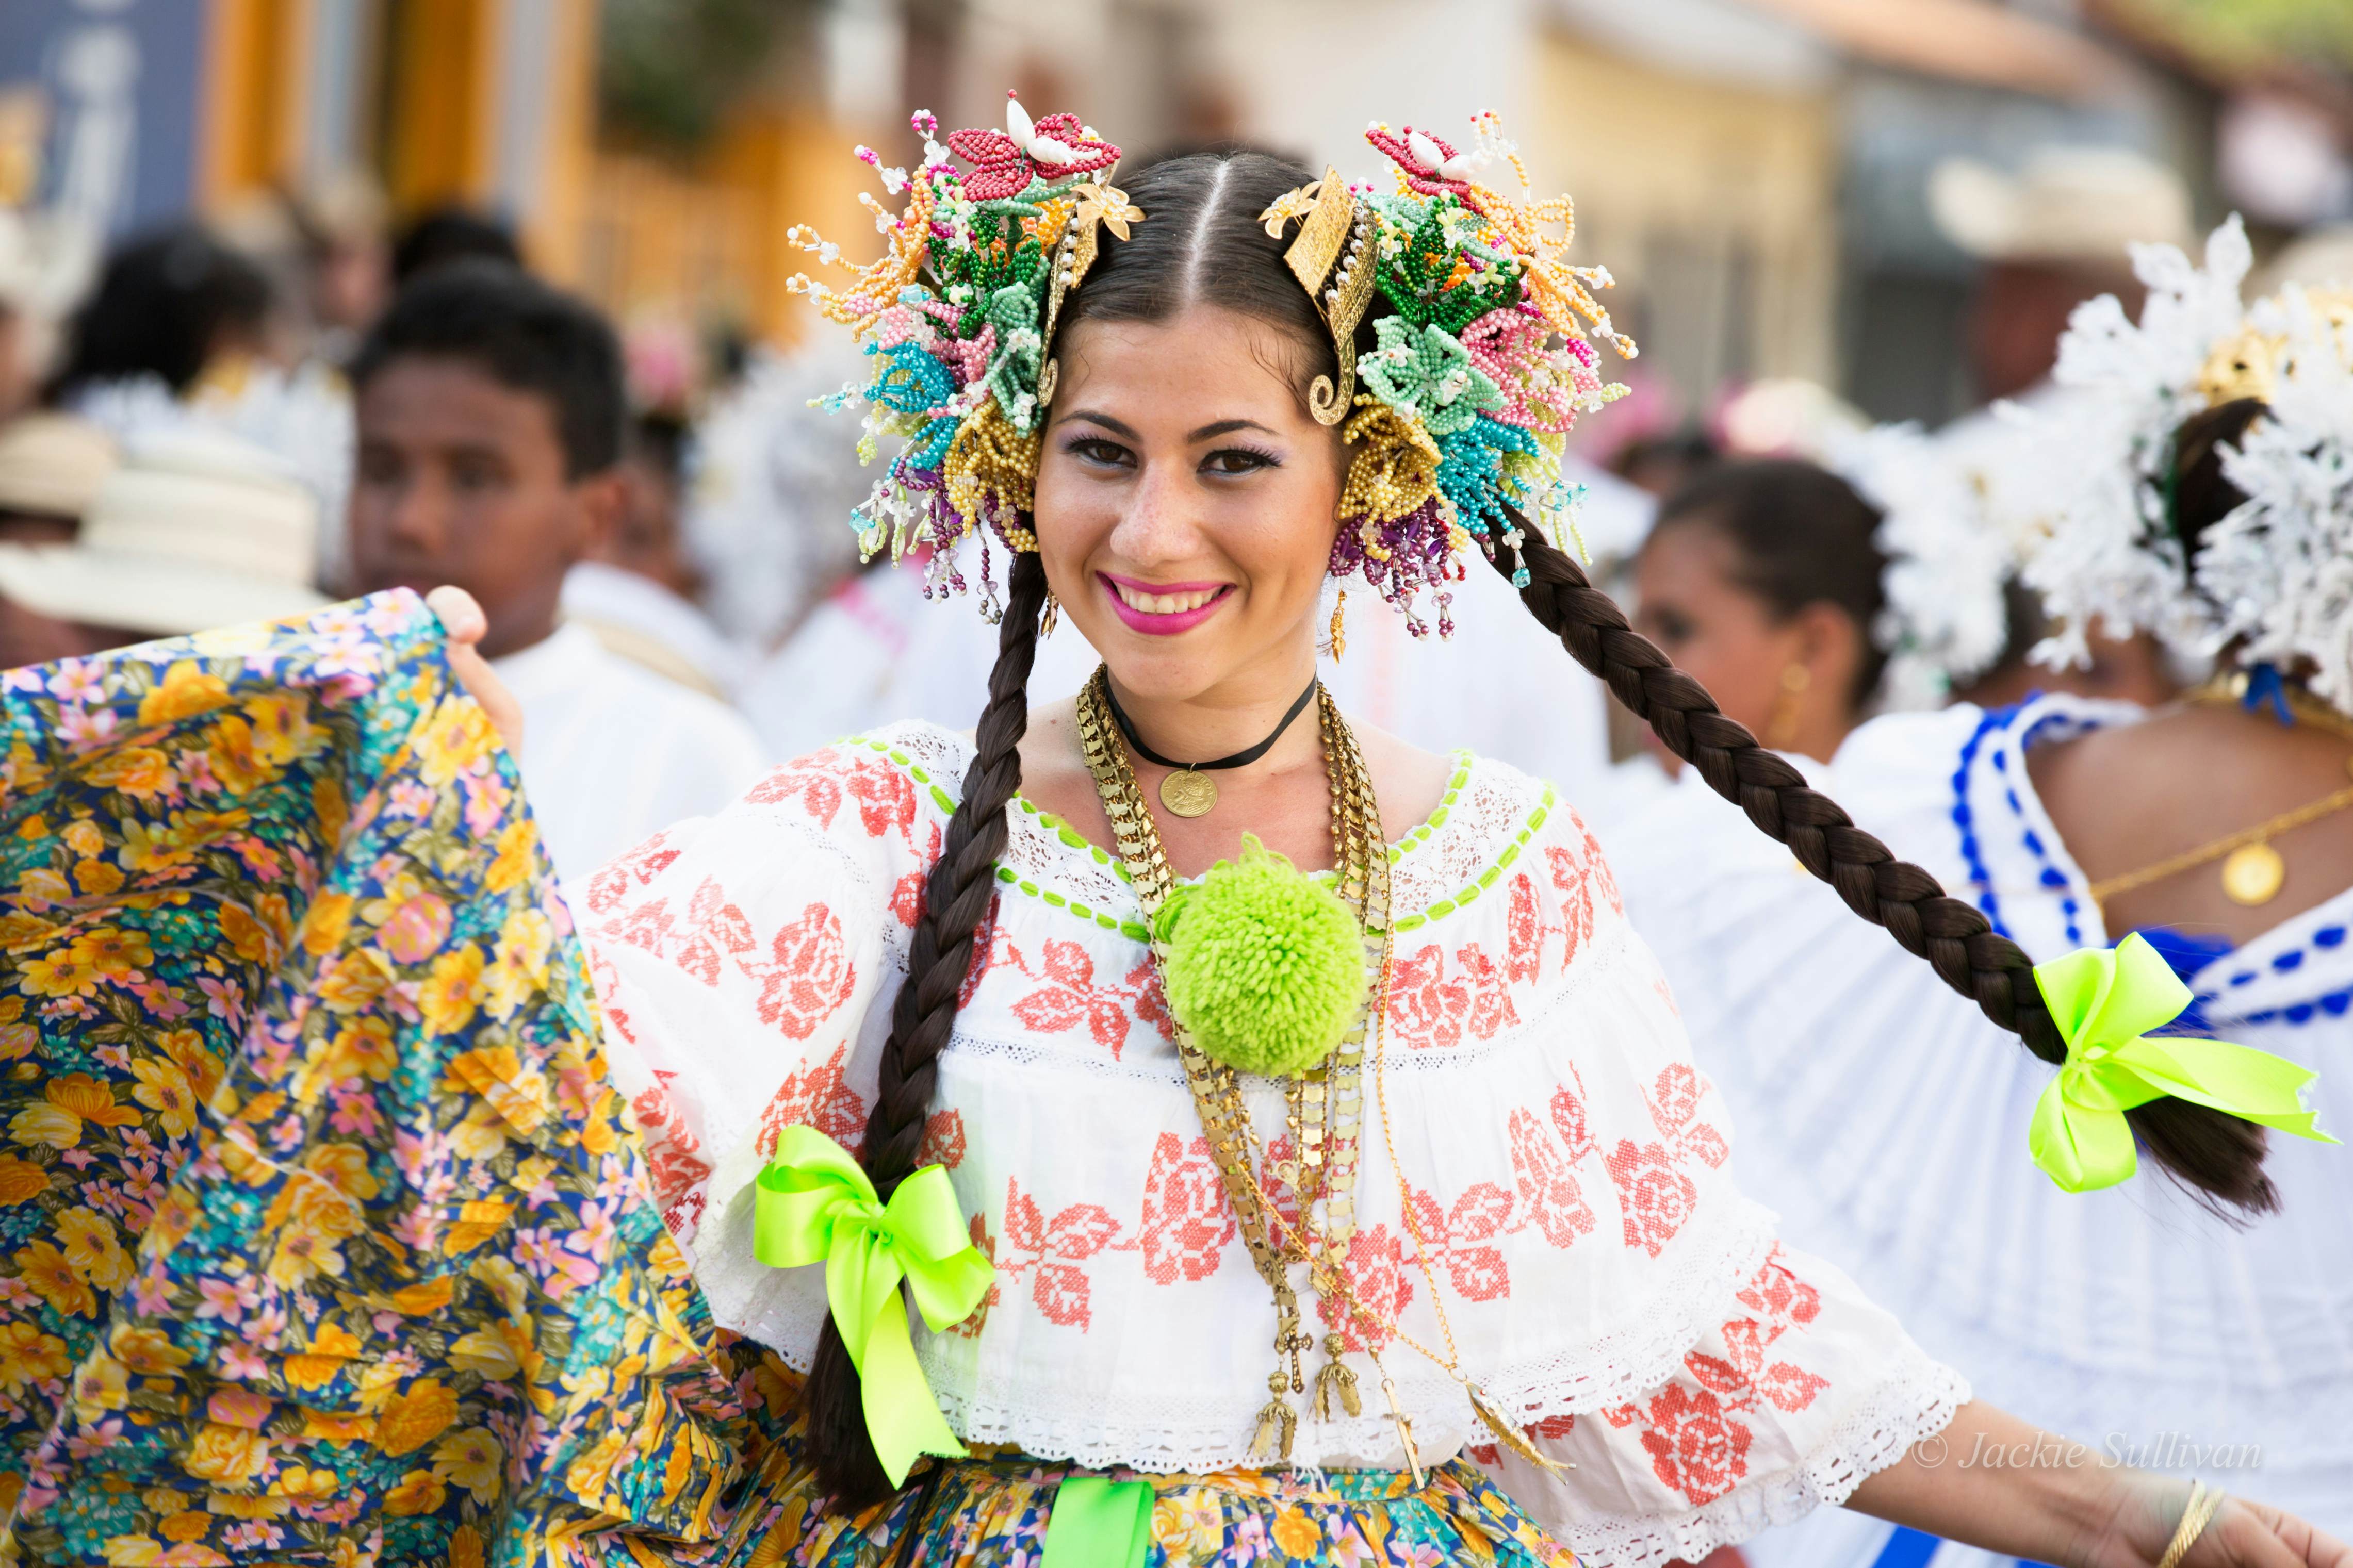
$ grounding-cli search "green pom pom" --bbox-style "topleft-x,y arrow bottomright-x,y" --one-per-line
1157,835 -> 1367,1078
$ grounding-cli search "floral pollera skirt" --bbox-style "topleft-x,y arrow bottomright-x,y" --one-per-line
0,595 -> 1573,1568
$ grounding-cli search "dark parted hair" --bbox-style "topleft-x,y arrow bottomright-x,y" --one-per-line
48,223 -> 273,401
350,263 -> 625,478
799,150 -> 2276,1508
389,205 -> 524,287
1651,459 -> 1893,710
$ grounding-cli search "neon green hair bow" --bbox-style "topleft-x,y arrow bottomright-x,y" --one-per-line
754,1125 -> 994,1484
2028,933 -> 2336,1192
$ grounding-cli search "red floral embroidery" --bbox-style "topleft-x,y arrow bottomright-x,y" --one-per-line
629,1074 -> 713,1235
1506,873 -> 1546,984
587,945 -> 635,1045
846,759 -> 917,846
1315,1222 -> 1414,1351
996,1176 -> 1129,1330
890,870 -> 927,929
1455,941 -> 1521,1040
750,902 -> 856,1040
1387,944 -> 1468,1051
1545,845 -> 1595,972
1404,1179 -> 1515,1301
1647,1064 -> 1729,1171
1510,1107 -> 1595,1250
1138,1132 -> 1236,1284
582,830 -> 680,916
1550,1064 -> 1595,1162
754,1043 -> 867,1160
1633,1384 -> 1753,1507
1619,1247 -> 1832,1507
1606,1138 -> 1698,1258
746,749 -> 846,824
960,895 -> 1007,1006
674,877 -> 757,987
914,1109 -> 967,1171
597,896 -> 674,958
994,935 -> 1171,1060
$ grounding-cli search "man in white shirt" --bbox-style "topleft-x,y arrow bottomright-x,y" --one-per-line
346,264 -> 764,886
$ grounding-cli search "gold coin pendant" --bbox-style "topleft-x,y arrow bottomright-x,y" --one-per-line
2220,840 -> 2285,906
1159,769 -> 1218,818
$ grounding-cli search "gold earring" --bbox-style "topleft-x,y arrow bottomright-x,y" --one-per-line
1040,589 -> 1060,639
1764,663 -> 1809,750
1329,589 -> 1347,661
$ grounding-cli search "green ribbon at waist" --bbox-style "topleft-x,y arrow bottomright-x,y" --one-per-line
2029,933 -> 2337,1192
753,1125 -> 994,1486
1041,1476 -> 1154,1568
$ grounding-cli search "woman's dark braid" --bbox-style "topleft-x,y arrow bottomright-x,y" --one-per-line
1496,524 -> 2275,1215
805,548 -> 1051,1504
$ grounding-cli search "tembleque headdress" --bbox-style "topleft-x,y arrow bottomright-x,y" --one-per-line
1829,421 -> 2015,709
791,100 -> 1633,634
2020,215 -> 2353,708
788,94 -> 1136,609
1265,117 -> 1632,633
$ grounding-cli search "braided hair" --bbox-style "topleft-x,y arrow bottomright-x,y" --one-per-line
801,148 -> 2275,1509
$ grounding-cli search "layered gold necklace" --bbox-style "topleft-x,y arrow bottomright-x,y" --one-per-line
1073,667 -> 1566,1478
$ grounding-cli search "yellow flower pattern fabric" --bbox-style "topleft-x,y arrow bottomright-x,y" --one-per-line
0,595 -> 745,1565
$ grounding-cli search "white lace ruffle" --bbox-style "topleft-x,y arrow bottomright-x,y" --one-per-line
1542,1345 -> 1970,1568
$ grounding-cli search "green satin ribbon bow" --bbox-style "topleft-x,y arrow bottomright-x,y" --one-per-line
2029,933 -> 2337,1192
754,1125 -> 995,1486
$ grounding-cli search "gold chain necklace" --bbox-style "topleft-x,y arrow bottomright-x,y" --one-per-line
1074,667 -> 1566,1478
2086,674 -> 2353,909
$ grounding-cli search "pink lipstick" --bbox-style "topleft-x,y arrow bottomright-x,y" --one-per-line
1099,572 -> 1234,636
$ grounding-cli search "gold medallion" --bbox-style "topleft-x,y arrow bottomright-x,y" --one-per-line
2221,840 -> 2285,906
1159,769 -> 1218,818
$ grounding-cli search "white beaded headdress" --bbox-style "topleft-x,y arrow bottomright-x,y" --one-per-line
2017,215 -> 2353,708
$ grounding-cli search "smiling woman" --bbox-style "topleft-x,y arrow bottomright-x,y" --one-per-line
266,100 -> 2342,1568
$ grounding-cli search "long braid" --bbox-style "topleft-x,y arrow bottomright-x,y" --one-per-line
1495,524 -> 2276,1216
804,548 -> 1051,1504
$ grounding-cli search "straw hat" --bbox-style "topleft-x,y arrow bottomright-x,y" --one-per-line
0,414 -> 115,519
0,430 -> 328,636
1931,146 -> 2195,265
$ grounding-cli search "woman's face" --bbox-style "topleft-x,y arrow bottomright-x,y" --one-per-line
1034,306 -> 1343,705
1632,517 -> 1862,760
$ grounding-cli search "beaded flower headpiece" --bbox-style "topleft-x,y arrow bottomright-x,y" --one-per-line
2018,215 -> 2353,708
788,93 -> 1138,609
1262,116 -> 1632,634
790,102 -> 1632,635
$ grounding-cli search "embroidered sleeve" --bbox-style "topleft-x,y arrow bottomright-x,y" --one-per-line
1473,1202 -> 1968,1568
581,732 -> 950,1256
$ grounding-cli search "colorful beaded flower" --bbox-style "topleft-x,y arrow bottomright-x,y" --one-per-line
788,93 -> 1135,610
1268,114 -> 1634,635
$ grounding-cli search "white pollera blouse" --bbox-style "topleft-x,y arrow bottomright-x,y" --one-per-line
584,721 -> 1967,1568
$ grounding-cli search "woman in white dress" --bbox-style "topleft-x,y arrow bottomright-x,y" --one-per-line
1610,220 -> 2353,1566
426,113 -> 2342,1566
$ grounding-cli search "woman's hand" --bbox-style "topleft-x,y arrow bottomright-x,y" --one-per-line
2091,1476 -> 2351,1568
1849,1405 -> 2349,1567
426,586 -> 522,750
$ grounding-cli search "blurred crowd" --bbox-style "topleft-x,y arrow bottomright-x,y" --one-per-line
0,141 -> 2347,896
